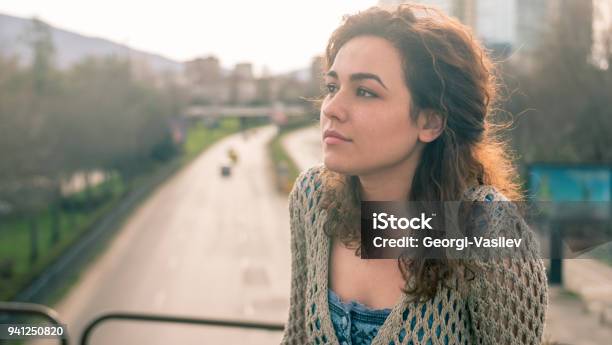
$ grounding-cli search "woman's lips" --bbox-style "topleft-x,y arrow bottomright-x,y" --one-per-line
324,136 -> 350,145
323,129 -> 351,145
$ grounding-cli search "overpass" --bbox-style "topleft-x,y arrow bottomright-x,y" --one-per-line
184,104 -> 309,121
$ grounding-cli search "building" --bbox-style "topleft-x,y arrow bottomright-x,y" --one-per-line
230,63 -> 257,104
184,56 -> 221,85
379,0 -> 475,26
514,0 -> 550,56
592,0 -> 612,67
255,75 -> 280,104
378,0 -> 595,64
309,55 -> 325,97
453,0 -> 477,28
379,0 -> 453,15
184,56 -> 229,104
476,0 -> 516,54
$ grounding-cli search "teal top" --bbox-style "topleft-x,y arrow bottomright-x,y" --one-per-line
328,289 -> 391,345
328,289 -> 449,345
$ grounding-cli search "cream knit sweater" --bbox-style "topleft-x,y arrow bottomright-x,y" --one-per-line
280,165 -> 548,345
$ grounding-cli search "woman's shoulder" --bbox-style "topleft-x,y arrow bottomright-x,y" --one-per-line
288,164 -> 326,212
290,164 -> 325,195
463,184 -> 541,257
463,184 -> 510,202
462,184 -> 518,227
294,164 -> 326,192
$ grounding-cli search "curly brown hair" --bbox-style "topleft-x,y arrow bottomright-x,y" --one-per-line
319,4 -> 522,301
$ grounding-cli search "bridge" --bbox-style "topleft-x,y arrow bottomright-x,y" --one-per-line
184,104 -> 310,124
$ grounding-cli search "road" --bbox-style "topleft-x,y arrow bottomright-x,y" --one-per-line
33,125 -> 290,345
281,124 -> 322,171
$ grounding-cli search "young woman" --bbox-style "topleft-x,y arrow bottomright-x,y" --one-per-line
281,4 -> 547,345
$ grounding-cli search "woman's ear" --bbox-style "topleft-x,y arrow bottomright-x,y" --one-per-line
417,110 -> 444,143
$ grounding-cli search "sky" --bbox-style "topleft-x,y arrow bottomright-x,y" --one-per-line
0,0 -> 377,74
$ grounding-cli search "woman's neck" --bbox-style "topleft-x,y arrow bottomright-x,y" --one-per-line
357,153 -> 420,201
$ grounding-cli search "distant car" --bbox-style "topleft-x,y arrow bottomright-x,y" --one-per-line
228,148 -> 238,164
221,164 -> 232,177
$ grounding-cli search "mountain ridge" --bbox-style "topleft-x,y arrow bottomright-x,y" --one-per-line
0,12 -> 183,73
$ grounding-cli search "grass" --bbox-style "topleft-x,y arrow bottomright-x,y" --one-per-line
559,288 -> 581,300
267,116 -> 317,194
268,132 -> 301,194
0,118 -> 242,303
183,118 -> 240,162
0,175 -> 125,301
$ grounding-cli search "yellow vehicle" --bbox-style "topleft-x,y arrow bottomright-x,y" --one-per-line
228,148 -> 238,164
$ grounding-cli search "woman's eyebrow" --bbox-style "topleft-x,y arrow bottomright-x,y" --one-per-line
325,70 -> 388,90
350,72 -> 388,90
325,70 -> 339,79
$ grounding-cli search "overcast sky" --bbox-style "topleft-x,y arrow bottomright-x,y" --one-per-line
0,0 -> 377,74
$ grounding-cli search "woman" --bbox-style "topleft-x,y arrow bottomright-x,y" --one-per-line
281,4 -> 547,345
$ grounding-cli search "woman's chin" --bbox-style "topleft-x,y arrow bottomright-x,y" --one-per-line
323,157 -> 356,175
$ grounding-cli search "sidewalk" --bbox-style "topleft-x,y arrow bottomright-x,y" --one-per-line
544,286 -> 610,345
563,258 -> 612,324
282,125 -> 612,345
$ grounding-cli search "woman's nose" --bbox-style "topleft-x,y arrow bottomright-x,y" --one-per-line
321,91 -> 349,123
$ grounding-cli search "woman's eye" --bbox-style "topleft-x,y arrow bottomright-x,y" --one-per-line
325,83 -> 338,94
356,88 -> 377,98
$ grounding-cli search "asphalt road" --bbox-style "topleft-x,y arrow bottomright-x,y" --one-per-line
281,124 -> 322,171
32,125 -> 290,345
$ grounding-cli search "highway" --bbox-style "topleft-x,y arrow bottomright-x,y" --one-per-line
32,126 -> 290,345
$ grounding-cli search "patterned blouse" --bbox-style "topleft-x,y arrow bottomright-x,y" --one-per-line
329,289 -> 449,345
328,289 -> 391,345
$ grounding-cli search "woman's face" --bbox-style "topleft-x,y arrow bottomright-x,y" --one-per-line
321,35 -> 424,176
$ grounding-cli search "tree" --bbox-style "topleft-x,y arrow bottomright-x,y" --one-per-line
0,17 -> 64,258
503,0 -> 612,165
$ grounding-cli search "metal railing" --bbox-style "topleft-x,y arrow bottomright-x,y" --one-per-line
0,301 -> 69,345
1,301 -> 286,345
80,311 -> 285,345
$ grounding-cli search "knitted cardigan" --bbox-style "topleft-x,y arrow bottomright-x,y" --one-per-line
280,165 -> 548,345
